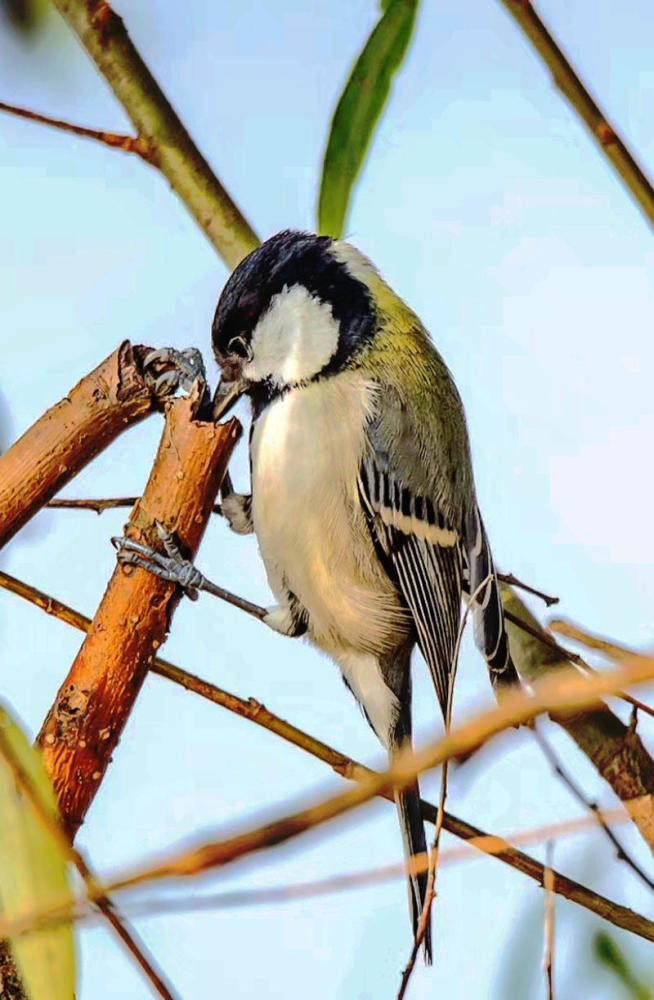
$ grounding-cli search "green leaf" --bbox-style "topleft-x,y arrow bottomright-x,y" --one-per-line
317,0 -> 420,238
0,702 -> 75,1000
594,932 -> 651,1000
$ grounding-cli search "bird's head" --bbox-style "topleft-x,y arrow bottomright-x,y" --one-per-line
211,230 -> 377,417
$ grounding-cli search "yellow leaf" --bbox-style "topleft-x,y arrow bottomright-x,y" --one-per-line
0,702 -> 75,1000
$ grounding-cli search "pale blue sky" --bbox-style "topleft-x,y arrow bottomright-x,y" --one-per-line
1,2 -> 654,997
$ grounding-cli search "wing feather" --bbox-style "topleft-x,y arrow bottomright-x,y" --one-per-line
359,456 -> 463,716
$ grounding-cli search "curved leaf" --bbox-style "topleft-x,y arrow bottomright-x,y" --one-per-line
317,0 -> 420,238
0,703 -> 75,1000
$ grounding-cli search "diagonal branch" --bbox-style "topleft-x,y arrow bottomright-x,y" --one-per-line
37,391 -> 240,838
0,100 -> 156,162
0,569 -> 648,939
49,0 -> 258,268
498,0 -> 654,228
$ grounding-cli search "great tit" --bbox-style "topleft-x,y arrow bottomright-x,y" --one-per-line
117,229 -> 518,959
211,231 -> 519,960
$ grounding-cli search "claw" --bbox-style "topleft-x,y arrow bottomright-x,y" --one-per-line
111,532 -> 202,600
143,346 -> 207,400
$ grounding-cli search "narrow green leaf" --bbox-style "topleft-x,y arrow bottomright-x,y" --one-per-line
317,0 -> 420,237
0,702 -> 75,1000
594,932 -> 651,1000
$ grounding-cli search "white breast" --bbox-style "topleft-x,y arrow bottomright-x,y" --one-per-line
250,373 -> 404,656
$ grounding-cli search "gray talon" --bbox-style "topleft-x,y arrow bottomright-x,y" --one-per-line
111,532 -> 202,599
143,346 -> 207,399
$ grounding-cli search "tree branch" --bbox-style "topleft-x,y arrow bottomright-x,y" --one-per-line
501,585 -> 654,853
0,342 -> 163,551
49,0 -> 258,268
0,569 -> 648,940
36,391 -> 240,837
498,0 -> 654,228
0,100 -> 156,162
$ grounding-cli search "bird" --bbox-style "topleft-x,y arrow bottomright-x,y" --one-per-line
116,229 -> 519,960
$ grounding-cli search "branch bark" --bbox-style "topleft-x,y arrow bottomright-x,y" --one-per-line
50,0 -> 259,269
0,342 -> 160,550
498,0 -> 654,228
501,585 -> 654,853
36,392 -> 240,838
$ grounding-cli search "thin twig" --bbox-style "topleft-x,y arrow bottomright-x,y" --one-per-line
497,572 -> 559,607
533,726 -> 654,891
0,569 -> 650,941
505,608 -> 654,720
543,842 -> 555,1000
45,496 -> 223,516
8,806 -> 639,935
0,725 -> 180,1000
498,0 -> 654,228
0,101 -> 156,163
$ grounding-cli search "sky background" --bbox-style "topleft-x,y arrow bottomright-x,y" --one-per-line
1,0 -> 654,997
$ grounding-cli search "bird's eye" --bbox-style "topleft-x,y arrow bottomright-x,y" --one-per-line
227,336 -> 248,358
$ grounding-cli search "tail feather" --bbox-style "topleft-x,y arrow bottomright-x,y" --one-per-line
395,780 -> 433,964
466,505 -> 520,693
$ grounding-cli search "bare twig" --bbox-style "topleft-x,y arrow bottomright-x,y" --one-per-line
37,394 -> 241,837
0,724 -> 180,1000
543,842 -> 555,1000
95,656 -> 654,914
0,100 -> 155,162
49,0 -> 258,268
497,572 -> 559,607
3,806 -> 640,937
0,570 -> 650,940
45,496 -> 224,516
498,0 -> 654,228
533,726 -> 654,891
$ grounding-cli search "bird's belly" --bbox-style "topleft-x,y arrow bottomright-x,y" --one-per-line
250,377 -> 404,654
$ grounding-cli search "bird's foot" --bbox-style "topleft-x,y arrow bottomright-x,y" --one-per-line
112,521 -> 204,600
143,347 -> 207,400
221,492 -> 254,535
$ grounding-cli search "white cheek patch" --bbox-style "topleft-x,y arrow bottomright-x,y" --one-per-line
244,284 -> 340,386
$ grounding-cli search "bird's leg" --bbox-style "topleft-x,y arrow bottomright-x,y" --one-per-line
142,347 -> 207,399
111,522 -> 299,634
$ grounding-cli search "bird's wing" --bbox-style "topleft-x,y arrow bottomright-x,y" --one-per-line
358,444 -> 464,717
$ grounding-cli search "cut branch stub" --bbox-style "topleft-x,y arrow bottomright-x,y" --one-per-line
0,341 -> 160,550
37,393 -> 241,839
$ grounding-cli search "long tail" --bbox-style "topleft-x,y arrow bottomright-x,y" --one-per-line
465,504 -> 520,693
394,771 -> 433,963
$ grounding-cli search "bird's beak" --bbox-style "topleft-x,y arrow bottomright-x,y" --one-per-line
212,377 -> 248,421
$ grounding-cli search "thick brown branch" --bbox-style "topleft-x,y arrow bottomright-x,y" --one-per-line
501,586 -> 654,853
499,0 -> 654,228
0,570 -> 647,940
0,342 -> 160,550
50,0 -> 258,268
37,394 -> 240,837
0,101 -> 155,162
